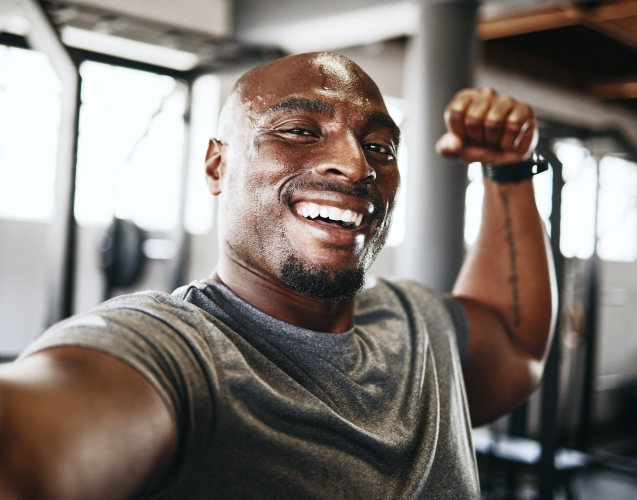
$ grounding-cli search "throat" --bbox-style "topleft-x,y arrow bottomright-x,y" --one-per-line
213,251 -> 358,333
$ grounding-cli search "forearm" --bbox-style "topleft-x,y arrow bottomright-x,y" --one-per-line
0,349 -> 177,500
0,383 -> 46,499
453,177 -> 557,361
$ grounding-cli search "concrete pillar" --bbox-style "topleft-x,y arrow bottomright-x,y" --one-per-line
395,0 -> 478,292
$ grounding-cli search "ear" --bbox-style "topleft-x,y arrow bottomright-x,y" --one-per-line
205,138 -> 225,196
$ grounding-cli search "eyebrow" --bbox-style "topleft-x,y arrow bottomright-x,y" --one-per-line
265,98 -> 334,118
366,111 -> 401,147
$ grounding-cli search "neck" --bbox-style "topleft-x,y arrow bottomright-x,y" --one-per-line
212,247 -> 356,333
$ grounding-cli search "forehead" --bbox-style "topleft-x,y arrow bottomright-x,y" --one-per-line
243,53 -> 386,116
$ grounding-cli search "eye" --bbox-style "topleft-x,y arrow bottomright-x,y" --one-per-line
279,127 -> 315,137
364,143 -> 395,160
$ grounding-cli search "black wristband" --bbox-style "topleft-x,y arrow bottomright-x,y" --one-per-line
481,152 -> 549,183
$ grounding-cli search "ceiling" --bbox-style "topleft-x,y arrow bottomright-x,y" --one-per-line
4,0 -> 637,93
478,0 -> 637,113
58,0 -> 231,37
0,0 -> 282,71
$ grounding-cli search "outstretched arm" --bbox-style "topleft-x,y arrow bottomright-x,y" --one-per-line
437,88 -> 557,427
0,346 -> 177,499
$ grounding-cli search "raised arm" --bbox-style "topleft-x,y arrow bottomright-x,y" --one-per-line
0,346 -> 176,499
437,88 -> 558,426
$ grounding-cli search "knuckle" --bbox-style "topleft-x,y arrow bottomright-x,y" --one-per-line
526,105 -> 536,119
494,95 -> 513,108
464,116 -> 481,129
456,88 -> 476,99
448,101 -> 466,113
465,109 -> 481,121
449,89 -> 475,109
484,120 -> 502,133
505,119 -> 524,132
466,102 -> 488,119
512,103 -> 532,119
445,102 -> 464,118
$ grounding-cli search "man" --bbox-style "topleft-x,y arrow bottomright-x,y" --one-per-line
0,53 -> 555,499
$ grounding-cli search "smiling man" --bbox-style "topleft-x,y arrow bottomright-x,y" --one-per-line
0,53 -> 555,499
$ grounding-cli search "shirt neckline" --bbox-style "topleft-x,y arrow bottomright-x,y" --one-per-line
198,279 -> 358,355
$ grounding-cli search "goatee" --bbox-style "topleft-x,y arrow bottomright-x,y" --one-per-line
280,255 -> 366,301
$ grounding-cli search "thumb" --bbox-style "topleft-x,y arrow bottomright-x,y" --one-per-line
436,132 -> 463,157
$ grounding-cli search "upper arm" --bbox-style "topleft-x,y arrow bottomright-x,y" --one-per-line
456,297 -> 546,427
0,346 -> 177,500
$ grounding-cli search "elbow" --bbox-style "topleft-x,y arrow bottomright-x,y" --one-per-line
467,357 -> 547,427
528,357 -> 546,390
510,351 -> 548,405
509,357 -> 546,413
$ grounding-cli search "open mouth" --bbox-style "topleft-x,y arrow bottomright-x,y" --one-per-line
294,201 -> 364,229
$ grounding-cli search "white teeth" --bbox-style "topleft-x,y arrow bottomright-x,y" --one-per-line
295,201 -> 364,226
328,207 -> 342,220
308,204 -> 320,218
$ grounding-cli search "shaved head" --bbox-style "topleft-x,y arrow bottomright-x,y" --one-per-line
218,53 -> 395,145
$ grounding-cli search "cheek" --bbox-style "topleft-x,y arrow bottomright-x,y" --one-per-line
377,168 -> 401,216
221,153 -> 295,259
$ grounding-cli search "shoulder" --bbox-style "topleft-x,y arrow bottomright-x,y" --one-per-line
359,277 -> 468,356
81,289 -> 216,335
97,289 -> 201,317
357,276 -> 451,335
19,289 -> 214,381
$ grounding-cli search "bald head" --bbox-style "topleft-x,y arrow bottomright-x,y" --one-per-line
206,51 -> 401,303
217,52 -> 391,144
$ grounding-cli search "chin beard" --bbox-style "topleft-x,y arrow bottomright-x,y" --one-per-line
280,255 -> 366,301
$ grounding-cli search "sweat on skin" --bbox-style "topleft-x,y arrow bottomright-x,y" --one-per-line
0,53 -> 556,500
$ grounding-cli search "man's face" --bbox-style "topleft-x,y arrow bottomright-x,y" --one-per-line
217,53 -> 400,300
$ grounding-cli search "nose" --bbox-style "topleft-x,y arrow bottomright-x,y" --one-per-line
314,133 -> 376,184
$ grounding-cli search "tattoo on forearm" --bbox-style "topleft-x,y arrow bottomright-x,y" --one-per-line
500,192 -> 521,326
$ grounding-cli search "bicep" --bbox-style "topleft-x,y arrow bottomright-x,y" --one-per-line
0,346 -> 177,500
456,297 -> 544,427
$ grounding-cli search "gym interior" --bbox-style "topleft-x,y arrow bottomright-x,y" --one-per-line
1,0 -> 637,498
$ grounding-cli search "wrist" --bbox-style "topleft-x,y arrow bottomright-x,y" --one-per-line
482,152 -> 548,184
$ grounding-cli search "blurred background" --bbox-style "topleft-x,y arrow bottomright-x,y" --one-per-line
1,0 -> 637,497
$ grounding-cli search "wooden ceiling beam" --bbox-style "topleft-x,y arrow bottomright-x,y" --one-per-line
477,5 -> 581,40
477,0 -> 637,41
588,79 -> 637,100
592,0 -> 637,21
580,7 -> 637,51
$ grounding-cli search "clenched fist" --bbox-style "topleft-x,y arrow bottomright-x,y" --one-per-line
436,88 -> 538,167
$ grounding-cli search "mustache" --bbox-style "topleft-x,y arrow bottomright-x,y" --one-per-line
282,178 -> 384,219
